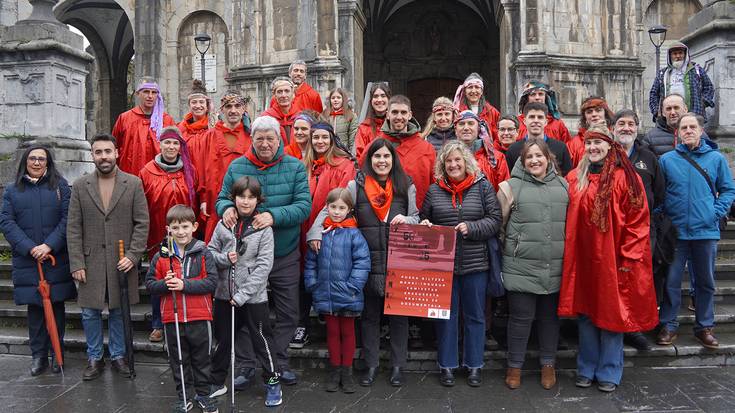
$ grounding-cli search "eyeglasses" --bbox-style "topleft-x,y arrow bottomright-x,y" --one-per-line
498,128 -> 517,133
28,156 -> 47,163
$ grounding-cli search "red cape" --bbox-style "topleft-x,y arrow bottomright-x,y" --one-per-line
567,128 -> 586,168
517,114 -> 572,144
558,168 -> 658,333
139,160 -> 199,253
112,107 -> 176,176
177,113 -> 210,143
306,156 -> 356,230
475,148 -> 510,191
354,117 -> 385,160
269,82 -> 323,114
188,121 -> 252,241
262,104 -> 299,146
373,130 -> 436,209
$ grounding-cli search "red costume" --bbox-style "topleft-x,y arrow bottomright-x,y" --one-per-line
270,82 -> 323,114
558,168 -> 658,333
475,147 -> 510,191
306,157 -> 356,231
177,113 -> 210,143
285,141 -> 305,160
111,107 -> 175,176
139,159 -> 199,253
262,104 -> 298,146
354,117 -> 385,160
517,114 -> 572,144
374,130 -> 436,209
457,101 -> 501,142
188,121 -> 252,241
567,128 -> 587,168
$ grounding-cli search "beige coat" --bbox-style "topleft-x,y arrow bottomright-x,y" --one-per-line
67,169 -> 149,309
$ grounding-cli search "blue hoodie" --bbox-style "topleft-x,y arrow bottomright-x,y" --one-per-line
660,140 -> 735,240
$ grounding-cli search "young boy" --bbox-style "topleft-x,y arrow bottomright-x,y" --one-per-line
146,205 -> 219,413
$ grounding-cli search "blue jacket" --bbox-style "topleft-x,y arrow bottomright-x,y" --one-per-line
660,141 -> 735,240
304,226 -> 370,315
0,176 -> 76,305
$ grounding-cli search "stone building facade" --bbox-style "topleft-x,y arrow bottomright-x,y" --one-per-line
0,0 -> 732,138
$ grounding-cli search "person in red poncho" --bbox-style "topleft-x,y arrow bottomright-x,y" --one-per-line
355,82 -> 391,160
286,112 -> 317,160
558,125 -> 657,393
372,95 -> 436,210
112,78 -> 176,176
454,110 -> 510,191
177,79 -> 213,143
453,73 -> 501,142
269,60 -> 323,113
188,92 -> 252,242
139,126 -> 198,343
496,115 -> 520,154
262,77 -> 299,146
567,97 -> 614,168
516,81 -> 572,144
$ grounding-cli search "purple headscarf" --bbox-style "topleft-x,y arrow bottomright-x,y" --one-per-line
137,82 -> 165,139
159,128 -> 196,205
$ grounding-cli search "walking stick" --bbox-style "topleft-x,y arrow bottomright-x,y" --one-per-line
230,225 -> 237,413
118,240 -> 136,378
167,234 -> 188,408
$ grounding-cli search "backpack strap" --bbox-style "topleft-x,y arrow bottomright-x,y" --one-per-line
677,151 -> 717,198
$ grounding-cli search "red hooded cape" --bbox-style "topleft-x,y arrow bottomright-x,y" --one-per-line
354,117 -> 385,160
517,114 -> 572,144
307,156 -> 356,230
269,82 -> 323,114
567,128 -> 587,168
558,168 -> 658,333
139,159 -> 199,253
262,104 -> 299,146
373,130 -> 436,209
112,107 -> 176,176
177,113 -> 210,143
188,121 -> 252,241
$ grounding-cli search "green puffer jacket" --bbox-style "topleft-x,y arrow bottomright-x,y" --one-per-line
500,159 -> 569,294
216,144 -> 311,258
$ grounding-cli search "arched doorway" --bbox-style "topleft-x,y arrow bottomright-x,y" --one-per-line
55,0 -> 134,135
363,0 -> 500,124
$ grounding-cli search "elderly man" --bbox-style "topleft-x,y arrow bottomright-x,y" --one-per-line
112,78 -> 175,176
215,115 -> 311,388
516,81 -> 571,143
67,133 -> 149,380
657,113 -> 735,349
649,42 -> 714,121
505,102 -> 573,175
189,91 -> 252,242
263,77 -> 299,145
644,94 -> 699,157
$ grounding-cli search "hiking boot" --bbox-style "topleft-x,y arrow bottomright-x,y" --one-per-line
194,394 -> 218,413
325,364 -> 340,392
149,328 -> 164,342
171,399 -> 193,413
31,357 -> 48,376
695,328 -> 719,349
505,368 -> 521,389
289,327 -> 309,349
265,379 -> 282,407
111,357 -> 131,377
656,328 -> 678,346
541,365 -> 556,389
340,366 -> 356,394
208,384 -> 227,398
233,367 -> 255,390
82,358 -> 104,381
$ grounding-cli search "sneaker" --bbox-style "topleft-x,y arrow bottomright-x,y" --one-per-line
597,381 -> 617,392
171,399 -> 193,413
575,376 -> 593,388
208,384 -> 227,398
279,367 -> 298,385
149,328 -> 164,342
289,327 -> 309,349
265,380 -> 283,407
194,394 -> 219,413
233,367 -> 256,390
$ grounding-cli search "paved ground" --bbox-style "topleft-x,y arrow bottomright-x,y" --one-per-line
2,354 -> 735,412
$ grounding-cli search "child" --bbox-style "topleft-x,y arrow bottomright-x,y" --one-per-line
207,176 -> 282,407
145,205 -> 219,413
304,188 -> 370,393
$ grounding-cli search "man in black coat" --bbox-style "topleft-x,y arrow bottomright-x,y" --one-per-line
505,102 -> 573,175
614,109 -> 666,351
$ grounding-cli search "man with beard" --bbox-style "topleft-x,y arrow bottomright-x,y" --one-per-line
649,43 -> 714,121
613,109 -> 666,351
505,102 -> 572,176
67,133 -> 149,381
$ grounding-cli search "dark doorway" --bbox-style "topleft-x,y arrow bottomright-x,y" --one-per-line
363,0 -> 500,125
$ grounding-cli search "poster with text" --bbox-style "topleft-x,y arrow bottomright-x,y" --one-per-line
384,223 -> 456,319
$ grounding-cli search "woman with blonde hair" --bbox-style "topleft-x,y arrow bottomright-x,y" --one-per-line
422,96 -> 457,152
322,88 -> 359,152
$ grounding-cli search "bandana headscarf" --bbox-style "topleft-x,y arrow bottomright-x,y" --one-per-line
455,110 -> 497,168
137,82 -> 165,139
583,125 -> 644,232
579,97 -> 614,129
219,92 -> 251,133
311,122 -> 353,161
453,75 -> 484,110
518,81 -> 561,120
159,128 -> 196,205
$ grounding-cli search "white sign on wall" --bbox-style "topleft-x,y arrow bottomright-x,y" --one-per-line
192,54 -> 217,93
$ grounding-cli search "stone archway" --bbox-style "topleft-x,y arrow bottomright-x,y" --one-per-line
55,0 -> 134,135
363,0 -> 500,124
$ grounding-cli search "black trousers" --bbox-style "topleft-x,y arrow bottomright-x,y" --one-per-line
27,302 -> 65,359
164,320 -> 212,399
211,299 -> 278,385
361,295 -> 408,368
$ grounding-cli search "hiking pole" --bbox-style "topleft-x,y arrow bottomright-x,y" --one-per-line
230,225 -> 237,413
167,234 -> 188,409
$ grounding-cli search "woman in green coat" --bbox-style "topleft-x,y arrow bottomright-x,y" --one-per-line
497,139 -> 569,390
322,88 -> 359,152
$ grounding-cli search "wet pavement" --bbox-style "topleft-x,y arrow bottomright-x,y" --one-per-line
2,354 -> 735,412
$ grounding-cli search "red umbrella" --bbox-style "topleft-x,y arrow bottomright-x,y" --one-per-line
36,255 -> 63,371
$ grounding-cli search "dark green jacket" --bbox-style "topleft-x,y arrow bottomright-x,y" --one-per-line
216,144 -> 311,257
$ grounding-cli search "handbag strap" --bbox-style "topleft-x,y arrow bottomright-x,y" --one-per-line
677,151 -> 717,198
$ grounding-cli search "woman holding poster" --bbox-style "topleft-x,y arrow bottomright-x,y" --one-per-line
307,138 -> 419,387
420,140 -> 502,387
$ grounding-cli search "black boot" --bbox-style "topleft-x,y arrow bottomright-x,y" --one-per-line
389,366 -> 404,387
341,366 -> 356,393
82,359 -> 104,381
624,332 -> 652,351
360,367 -> 377,387
325,364 -> 340,392
30,357 -> 48,376
51,354 -> 62,374
439,368 -> 455,387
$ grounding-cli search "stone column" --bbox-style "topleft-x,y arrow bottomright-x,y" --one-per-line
0,0 -> 94,186
338,0 -> 366,106
682,1 -> 735,140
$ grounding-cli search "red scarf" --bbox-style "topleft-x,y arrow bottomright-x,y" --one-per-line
330,108 -> 345,117
323,216 -> 358,231
364,175 -> 393,221
181,113 -> 209,132
311,157 -> 327,177
437,174 -> 475,208
245,149 -> 283,171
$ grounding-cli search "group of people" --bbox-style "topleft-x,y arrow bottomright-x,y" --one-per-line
0,42 -> 731,412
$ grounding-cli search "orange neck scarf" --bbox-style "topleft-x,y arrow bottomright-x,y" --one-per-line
323,216 -> 358,231
437,174 -> 475,208
364,175 -> 393,221
245,149 -> 283,171
182,113 -> 209,131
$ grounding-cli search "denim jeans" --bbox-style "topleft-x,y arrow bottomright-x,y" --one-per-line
660,239 -> 717,333
435,271 -> 487,369
150,294 -> 163,330
577,315 -> 624,385
81,307 -> 126,361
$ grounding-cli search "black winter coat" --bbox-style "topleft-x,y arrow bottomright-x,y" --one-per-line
629,140 -> 666,215
421,175 -> 502,275
425,128 -> 456,153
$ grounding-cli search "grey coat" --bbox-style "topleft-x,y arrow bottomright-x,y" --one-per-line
208,220 -> 274,305
67,169 -> 149,309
